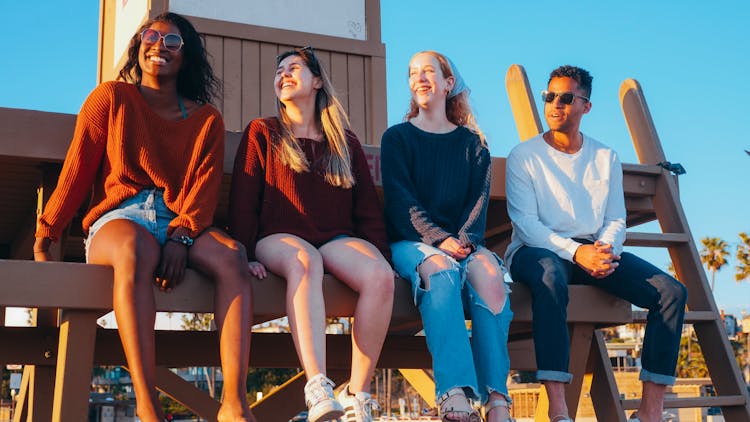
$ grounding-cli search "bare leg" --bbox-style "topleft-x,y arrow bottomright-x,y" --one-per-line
88,220 -> 163,422
189,228 -> 255,422
544,381 -> 569,421
256,234 -> 326,378
636,381 -> 666,422
319,237 -> 394,393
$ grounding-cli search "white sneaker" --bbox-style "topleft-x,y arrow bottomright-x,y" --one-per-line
337,384 -> 377,422
304,373 -> 344,422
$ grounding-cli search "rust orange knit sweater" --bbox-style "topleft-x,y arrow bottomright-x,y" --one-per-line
36,81 -> 225,240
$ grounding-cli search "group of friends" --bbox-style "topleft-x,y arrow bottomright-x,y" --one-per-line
32,12 -> 687,422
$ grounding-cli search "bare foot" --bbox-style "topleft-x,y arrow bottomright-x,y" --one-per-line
217,404 -> 257,422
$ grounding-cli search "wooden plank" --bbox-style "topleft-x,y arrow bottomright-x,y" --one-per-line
624,232 -> 690,247
27,366 -> 55,422
330,52 -> 349,114
12,366 -> 30,422
505,64 -> 542,141
366,55 -> 388,146
567,324 -> 594,418
222,37 -> 243,132
622,395 -> 747,410
632,310 -> 717,324
347,54 -> 366,143
52,311 -> 99,422
204,35 -> 224,114
154,366 -> 221,421
398,369 -> 435,406
588,331 -> 626,422
241,40 -> 261,125
259,43 -> 278,117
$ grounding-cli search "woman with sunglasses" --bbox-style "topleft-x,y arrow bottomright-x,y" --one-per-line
34,12 -> 256,422
381,51 -> 514,422
228,47 -> 393,422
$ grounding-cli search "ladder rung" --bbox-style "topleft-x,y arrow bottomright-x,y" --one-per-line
625,232 -> 690,247
622,395 -> 746,410
632,310 -> 718,323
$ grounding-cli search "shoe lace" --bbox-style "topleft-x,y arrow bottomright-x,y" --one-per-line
305,375 -> 335,407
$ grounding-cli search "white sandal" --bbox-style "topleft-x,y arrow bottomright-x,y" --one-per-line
483,398 -> 515,422
437,388 -> 481,422
551,415 -> 574,422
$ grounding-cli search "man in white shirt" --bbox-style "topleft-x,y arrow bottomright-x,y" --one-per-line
505,66 -> 687,422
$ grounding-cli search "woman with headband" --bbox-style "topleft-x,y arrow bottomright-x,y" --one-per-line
381,51 -> 514,422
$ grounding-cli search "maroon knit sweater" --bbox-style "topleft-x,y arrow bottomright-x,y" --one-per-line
228,117 -> 390,261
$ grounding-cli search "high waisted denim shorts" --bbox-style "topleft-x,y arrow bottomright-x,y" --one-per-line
84,189 -> 177,262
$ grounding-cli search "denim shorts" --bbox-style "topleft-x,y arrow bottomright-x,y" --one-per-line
85,189 -> 177,262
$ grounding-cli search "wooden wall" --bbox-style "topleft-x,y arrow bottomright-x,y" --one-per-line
98,0 -> 387,145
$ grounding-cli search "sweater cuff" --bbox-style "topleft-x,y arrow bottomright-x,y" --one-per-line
563,239 -> 583,263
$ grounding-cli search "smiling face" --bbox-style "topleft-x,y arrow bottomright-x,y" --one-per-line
408,52 -> 454,110
274,54 -> 322,106
137,21 -> 183,83
544,76 -> 592,134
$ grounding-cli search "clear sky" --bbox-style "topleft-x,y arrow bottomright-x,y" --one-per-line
1,1 -> 748,324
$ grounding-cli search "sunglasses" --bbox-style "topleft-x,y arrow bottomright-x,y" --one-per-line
541,90 -> 589,105
140,28 -> 184,52
276,46 -> 319,69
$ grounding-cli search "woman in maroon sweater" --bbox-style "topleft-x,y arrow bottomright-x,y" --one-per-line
228,47 -> 393,422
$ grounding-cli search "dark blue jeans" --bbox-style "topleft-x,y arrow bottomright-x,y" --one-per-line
510,245 -> 687,385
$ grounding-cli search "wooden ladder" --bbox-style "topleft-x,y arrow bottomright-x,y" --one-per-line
505,64 -> 750,421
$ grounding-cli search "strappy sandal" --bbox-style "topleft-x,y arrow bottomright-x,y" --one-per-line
628,411 -> 641,421
437,388 -> 481,422
483,398 -> 515,422
551,415 -> 574,422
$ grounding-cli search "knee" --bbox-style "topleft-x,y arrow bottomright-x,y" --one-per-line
286,249 -> 323,285
112,235 -> 159,282
363,262 -> 395,301
655,275 -> 688,307
417,255 -> 455,281
536,257 -> 569,301
208,238 -> 249,279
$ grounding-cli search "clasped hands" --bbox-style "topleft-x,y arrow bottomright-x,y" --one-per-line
573,240 -> 620,279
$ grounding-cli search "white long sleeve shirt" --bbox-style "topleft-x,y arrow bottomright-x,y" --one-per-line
504,133 -> 626,269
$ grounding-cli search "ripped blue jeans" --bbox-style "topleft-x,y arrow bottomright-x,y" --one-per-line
391,240 -> 514,404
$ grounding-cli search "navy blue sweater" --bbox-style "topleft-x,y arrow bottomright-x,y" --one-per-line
381,122 -> 491,248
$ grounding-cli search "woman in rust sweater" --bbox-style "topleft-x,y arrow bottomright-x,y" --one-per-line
228,47 -> 393,422
34,13 -> 255,422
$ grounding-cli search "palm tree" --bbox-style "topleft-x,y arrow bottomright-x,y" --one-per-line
736,232 -> 750,283
700,237 -> 730,291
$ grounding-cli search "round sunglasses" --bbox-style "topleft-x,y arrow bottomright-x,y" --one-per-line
140,28 -> 184,52
541,90 -> 589,105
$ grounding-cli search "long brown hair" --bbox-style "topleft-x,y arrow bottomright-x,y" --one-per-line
404,51 -> 486,146
274,47 -> 355,188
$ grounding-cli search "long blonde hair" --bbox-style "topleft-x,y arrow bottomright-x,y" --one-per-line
274,47 -> 355,188
404,51 -> 486,146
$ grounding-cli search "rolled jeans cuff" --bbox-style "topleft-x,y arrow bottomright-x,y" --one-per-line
536,370 -> 572,384
639,368 -> 675,386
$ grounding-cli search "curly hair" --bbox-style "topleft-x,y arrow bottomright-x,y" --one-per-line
404,51 -> 486,146
549,65 -> 593,99
118,12 -> 221,104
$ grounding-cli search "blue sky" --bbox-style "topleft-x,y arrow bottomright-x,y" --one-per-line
1,2 -> 748,322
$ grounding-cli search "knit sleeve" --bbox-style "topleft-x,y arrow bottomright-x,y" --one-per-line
457,141 -> 491,247
36,82 -> 112,241
381,127 -> 452,246
347,132 -> 391,261
167,110 -> 225,237
227,119 -> 268,261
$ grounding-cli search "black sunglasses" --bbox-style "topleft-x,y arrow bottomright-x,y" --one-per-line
140,28 -> 184,52
277,45 -> 317,64
541,90 -> 589,105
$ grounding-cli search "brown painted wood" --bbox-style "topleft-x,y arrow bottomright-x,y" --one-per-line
27,366 -> 55,422
153,366 -> 221,421
588,331 -> 626,422
52,310 -> 99,422
222,37 -> 243,132
259,43 -> 278,117
620,78 -> 750,421
622,395 -> 747,410
347,54 -> 367,141
205,35 -> 224,114
330,52 -> 350,113
12,366 -> 30,422
566,324 -> 594,418
241,40 -> 261,125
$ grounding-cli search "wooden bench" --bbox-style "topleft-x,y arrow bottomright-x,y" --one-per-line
0,107 -> 639,422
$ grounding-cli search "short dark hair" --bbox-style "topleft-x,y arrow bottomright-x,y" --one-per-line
118,12 -> 222,104
549,65 -> 593,98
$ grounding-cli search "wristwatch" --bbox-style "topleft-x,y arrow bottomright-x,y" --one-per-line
169,235 -> 194,247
